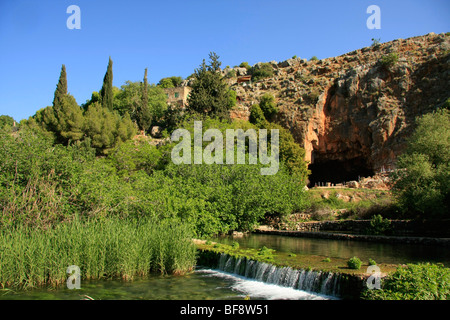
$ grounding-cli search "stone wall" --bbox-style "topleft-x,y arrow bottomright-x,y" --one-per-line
264,219 -> 450,238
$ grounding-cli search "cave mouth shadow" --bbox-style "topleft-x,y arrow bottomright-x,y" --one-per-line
307,157 -> 374,188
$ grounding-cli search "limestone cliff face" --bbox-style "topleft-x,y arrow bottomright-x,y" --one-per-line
223,33 -> 449,182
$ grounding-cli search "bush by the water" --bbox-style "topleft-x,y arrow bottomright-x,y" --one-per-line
347,257 -> 362,270
362,263 -> 450,300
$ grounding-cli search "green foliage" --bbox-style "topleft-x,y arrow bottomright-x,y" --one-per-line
249,104 -> 267,126
54,94 -> 85,144
257,246 -> 275,262
0,217 -> 197,289
225,69 -> 236,79
239,62 -> 251,70
369,259 -> 377,266
100,57 -> 114,111
380,53 -> 399,69
259,93 -> 278,121
366,214 -> 392,235
391,109 -> 449,219
265,122 -> 310,181
83,102 -> 136,155
137,68 -> 152,132
362,263 -> 450,300
187,52 -> 233,120
310,56 -> 319,61
108,139 -> 162,176
0,115 -> 15,130
322,258 -> 331,263
228,89 -> 237,108
52,65 -> 68,110
347,257 -> 362,270
251,63 -> 274,81
158,76 -> 183,88
113,80 -> 167,129
232,242 -> 240,250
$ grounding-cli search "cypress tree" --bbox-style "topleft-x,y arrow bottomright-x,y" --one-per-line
137,68 -> 152,133
100,57 -> 114,111
53,65 -> 68,109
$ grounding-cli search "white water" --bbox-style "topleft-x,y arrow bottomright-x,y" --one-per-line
198,269 -> 336,300
214,253 -> 342,298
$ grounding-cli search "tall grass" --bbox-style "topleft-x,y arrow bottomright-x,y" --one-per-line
0,217 -> 197,289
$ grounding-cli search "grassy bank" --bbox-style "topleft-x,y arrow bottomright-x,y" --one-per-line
0,218 -> 197,289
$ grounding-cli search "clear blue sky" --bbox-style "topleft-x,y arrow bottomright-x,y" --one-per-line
0,0 -> 449,121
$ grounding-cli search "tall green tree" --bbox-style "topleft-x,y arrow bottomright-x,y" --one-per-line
187,52 -> 234,120
37,65 -> 84,144
53,65 -> 68,109
100,57 -> 114,111
137,68 -> 152,133
392,109 -> 450,219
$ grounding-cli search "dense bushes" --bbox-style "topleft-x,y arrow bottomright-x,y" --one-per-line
0,118 -> 309,237
391,109 -> 449,219
362,263 -> 450,300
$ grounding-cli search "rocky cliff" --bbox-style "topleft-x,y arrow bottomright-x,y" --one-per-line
220,33 -> 449,185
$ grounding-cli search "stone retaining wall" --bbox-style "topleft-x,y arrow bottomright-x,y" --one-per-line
276,219 -> 450,237
254,229 -> 450,247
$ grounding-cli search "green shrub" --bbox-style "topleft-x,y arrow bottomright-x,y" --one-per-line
249,104 -> 267,125
380,53 -> 399,69
347,257 -> 362,270
310,56 -> 319,61
362,263 -> 450,300
239,62 -> 251,70
232,242 -> 240,250
259,93 -> 278,121
322,258 -> 331,263
369,259 -> 377,266
366,214 -> 392,235
251,63 -> 274,81
391,109 -> 449,219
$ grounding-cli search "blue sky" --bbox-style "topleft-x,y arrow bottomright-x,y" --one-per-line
0,0 -> 449,121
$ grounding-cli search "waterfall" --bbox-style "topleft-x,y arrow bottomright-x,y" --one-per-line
214,253 -> 342,298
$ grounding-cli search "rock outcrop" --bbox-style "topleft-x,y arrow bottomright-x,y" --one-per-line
220,33 -> 450,184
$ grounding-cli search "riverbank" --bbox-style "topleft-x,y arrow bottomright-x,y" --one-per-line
253,227 -> 450,247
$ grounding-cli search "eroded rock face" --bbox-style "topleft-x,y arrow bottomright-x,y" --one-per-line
229,33 -> 450,181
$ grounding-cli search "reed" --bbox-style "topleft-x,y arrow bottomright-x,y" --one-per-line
0,217 -> 197,289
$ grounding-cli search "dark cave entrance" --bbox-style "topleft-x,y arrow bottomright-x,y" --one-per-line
307,156 -> 375,187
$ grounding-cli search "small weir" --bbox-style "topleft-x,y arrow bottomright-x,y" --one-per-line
199,252 -> 366,299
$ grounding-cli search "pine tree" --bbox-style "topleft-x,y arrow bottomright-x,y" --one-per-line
137,68 -> 152,133
53,65 -> 68,109
100,57 -> 114,111
187,52 -> 232,120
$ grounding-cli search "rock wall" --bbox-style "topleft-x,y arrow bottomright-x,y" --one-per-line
225,33 -> 450,179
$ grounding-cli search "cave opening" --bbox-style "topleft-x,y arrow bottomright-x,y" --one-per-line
307,156 -> 375,187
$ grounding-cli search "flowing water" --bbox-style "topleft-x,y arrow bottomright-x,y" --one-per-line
0,268 -> 331,300
211,233 -> 450,266
2,233 -> 448,300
